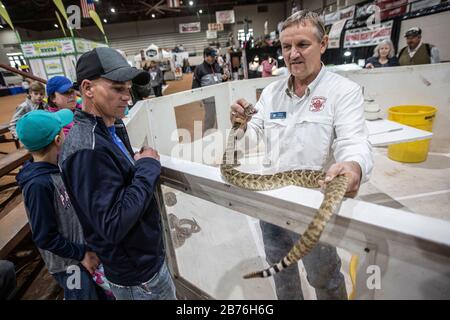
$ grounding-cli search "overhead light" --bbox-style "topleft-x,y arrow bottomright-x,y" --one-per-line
151,14 -> 156,18
103,19 -> 107,23
110,8 -> 116,13
0,25 -> 4,29
54,24 -> 59,28
199,9 -> 203,14
180,0 -> 183,4
189,1 -> 193,6
343,50 -> 352,57
278,55 -> 283,60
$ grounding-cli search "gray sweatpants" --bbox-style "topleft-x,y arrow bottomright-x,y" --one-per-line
260,220 -> 347,300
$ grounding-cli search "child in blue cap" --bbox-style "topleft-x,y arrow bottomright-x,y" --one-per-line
15,110 -> 112,300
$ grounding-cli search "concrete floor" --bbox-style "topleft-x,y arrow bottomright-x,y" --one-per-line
358,147 -> 450,222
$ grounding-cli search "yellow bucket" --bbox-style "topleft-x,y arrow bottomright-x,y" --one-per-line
387,105 -> 437,163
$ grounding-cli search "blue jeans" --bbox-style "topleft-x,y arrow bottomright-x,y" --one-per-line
0,260 -> 16,300
260,220 -> 347,300
53,264 -> 109,300
107,261 -> 176,300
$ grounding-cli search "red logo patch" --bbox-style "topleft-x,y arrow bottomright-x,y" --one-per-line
309,96 -> 327,112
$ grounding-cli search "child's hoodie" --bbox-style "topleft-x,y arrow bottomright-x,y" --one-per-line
16,161 -> 86,274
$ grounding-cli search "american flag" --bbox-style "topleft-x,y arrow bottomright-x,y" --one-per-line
80,0 -> 96,18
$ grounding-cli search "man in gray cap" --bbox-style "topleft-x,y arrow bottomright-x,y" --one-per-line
59,47 -> 176,300
398,27 -> 440,65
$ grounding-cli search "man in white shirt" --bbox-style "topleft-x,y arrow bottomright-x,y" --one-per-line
230,10 -> 373,300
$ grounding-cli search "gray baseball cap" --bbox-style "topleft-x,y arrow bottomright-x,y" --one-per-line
76,47 -> 150,85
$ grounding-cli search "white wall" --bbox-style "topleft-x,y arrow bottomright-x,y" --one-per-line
398,11 -> 450,62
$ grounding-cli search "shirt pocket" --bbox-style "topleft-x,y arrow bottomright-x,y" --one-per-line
294,116 -> 334,165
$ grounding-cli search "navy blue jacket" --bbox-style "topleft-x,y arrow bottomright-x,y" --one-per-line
59,109 -> 164,286
17,161 -> 86,273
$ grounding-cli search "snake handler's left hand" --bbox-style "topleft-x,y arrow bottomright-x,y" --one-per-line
318,161 -> 362,198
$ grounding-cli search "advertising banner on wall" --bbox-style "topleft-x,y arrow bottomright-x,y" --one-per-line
21,39 -> 75,58
179,22 -> 201,33
43,57 -> 64,75
216,10 -> 235,24
409,0 -> 441,12
344,20 -> 393,48
324,11 -> 340,25
340,5 -> 356,20
75,39 -> 107,53
328,19 -> 347,48
208,23 -> 224,31
376,0 -> 409,20
206,30 -> 218,39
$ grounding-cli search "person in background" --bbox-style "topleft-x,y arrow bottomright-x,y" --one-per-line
9,81 -> 46,139
149,61 -> 164,97
249,56 -> 262,78
192,47 -> 228,133
261,56 -> 278,77
365,40 -> 399,68
398,27 -> 440,66
0,260 -> 16,300
46,76 -> 81,136
182,59 -> 192,73
16,110 -> 108,300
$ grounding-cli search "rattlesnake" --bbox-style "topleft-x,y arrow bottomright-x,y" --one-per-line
168,213 -> 201,248
220,103 -> 349,279
164,191 -> 201,248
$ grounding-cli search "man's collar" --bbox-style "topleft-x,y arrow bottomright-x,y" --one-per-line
408,41 -> 423,54
285,62 -> 326,98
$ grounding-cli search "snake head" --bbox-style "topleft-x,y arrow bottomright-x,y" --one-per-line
243,103 -> 258,117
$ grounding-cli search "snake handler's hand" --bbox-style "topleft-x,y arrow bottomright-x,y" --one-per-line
318,161 -> 362,198
230,99 -> 257,136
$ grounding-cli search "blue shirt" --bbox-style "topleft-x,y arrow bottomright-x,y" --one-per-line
107,126 -> 134,164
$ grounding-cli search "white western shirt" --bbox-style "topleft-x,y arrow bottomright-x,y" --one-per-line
242,66 -> 373,182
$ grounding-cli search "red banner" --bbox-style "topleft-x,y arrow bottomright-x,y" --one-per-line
376,0 -> 409,20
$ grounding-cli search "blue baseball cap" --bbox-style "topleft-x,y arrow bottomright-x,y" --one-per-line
204,47 -> 217,57
46,76 -> 74,96
16,109 -> 73,151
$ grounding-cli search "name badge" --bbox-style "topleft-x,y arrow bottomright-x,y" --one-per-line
270,112 -> 287,119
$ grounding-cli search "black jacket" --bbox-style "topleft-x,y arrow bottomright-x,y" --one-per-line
192,61 -> 223,89
59,109 -> 164,286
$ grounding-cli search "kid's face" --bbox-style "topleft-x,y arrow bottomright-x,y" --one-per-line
54,89 -> 77,110
30,90 -> 44,104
